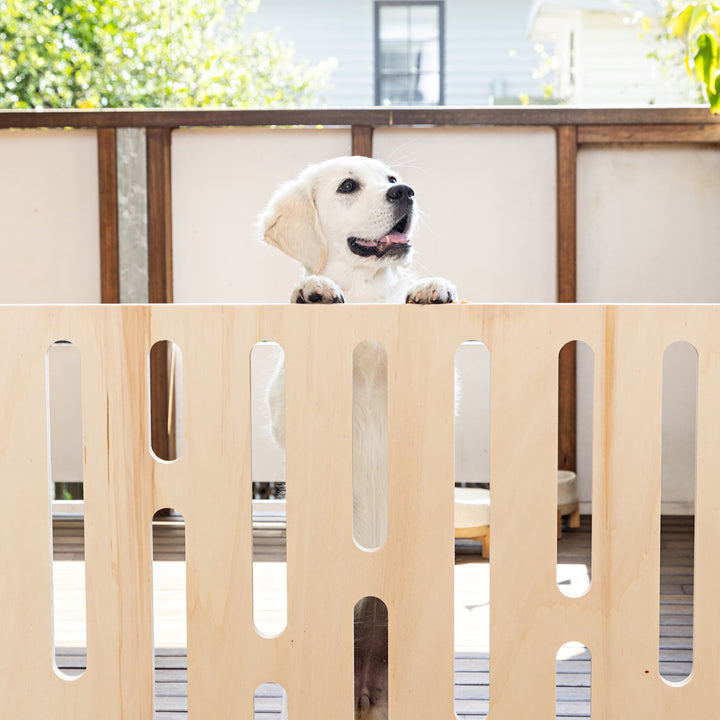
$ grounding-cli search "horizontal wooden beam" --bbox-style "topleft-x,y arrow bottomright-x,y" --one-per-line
579,123 -> 720,144
3,106 -> 720,130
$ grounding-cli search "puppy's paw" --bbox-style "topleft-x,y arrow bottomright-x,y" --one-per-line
406,277 -> 458,304
291,275 -> 345,304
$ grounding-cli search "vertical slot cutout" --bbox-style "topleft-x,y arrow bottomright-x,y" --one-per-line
454,341 -> 490,719
354,597 -> 388,717
352,340 -> 388,551
454,341 -> 490,718
251,342 -> 287,638
254,682 -> 287,719
149,340 -> 183,462
556,642 -> 591,718
152,508 -> 187,715
46,341 -> 86,678
660,341 -> 697,684
557,341 -> 593,598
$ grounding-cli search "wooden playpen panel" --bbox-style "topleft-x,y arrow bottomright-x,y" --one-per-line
1,303 -> 719,719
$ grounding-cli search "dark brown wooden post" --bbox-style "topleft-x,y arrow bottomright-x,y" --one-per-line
147,127 -> 174,305
556,125 -> 577,472
146,127 -> 175,461
352,125 -> 374,157
97,127 -> 120,303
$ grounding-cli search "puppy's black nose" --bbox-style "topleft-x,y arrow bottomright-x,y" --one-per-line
386,183 -> 414,202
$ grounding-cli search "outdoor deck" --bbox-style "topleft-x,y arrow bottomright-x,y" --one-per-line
51,514 -> 694,719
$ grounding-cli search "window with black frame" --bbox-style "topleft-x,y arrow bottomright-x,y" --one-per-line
375,1 -> 444,106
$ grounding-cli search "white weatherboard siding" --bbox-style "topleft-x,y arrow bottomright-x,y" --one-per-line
242,0 -> 375,107
445,0 -> 551,104
529,2 -> 695,106
244,0 -> 551,106
575,11 -> 692,105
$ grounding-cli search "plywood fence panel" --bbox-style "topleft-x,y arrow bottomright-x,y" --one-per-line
2,303 -> 720,719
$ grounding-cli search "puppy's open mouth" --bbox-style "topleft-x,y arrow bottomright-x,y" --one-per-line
347,215 -> 411,258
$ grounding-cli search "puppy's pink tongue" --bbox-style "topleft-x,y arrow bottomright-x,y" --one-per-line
383,232 -> 409,244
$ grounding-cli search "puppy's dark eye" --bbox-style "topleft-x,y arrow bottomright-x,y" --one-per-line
338,178 -> 359,194
388,176 -> 397,184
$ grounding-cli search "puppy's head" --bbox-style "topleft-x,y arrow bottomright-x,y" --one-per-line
259,156 -> 416,274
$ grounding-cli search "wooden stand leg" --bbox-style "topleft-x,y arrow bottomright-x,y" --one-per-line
557,509 -> 562,540
568,507 -> 581,529
481,529 -> 490,560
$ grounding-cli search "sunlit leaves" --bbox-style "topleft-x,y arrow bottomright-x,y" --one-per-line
695,32 -> 720,108
666,2 -> 720,111
0,0 -> 333,108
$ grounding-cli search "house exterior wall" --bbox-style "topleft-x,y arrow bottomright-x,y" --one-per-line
243,0 -> 551,106
528,3 -> 695,106
243,0 -> 376,106
444,0 -> 549,104
572,11 -> 692,105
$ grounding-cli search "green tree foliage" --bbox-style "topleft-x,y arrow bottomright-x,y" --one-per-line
651,2 -> 720,111
0,0 -> 334,108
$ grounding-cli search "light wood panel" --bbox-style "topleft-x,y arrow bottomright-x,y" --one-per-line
1,303 -> 718,718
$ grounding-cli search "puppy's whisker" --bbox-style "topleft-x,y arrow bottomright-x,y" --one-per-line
410,256 -> 435,276
380,143 -> 417,169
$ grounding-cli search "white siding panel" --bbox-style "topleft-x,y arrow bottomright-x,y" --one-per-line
242,0 -> 374,106
446,0 -> 549,104
171,127 -> 351,303
0,130 -> 101,303
575,11 -> 692,105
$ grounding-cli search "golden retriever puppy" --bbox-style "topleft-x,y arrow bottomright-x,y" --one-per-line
258,156 -> 456,719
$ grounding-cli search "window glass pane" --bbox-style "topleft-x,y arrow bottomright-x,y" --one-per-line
416,71 -> 439,104
380,73 -> 413,105
377,2 -> 442,106
381,44 -> 410,71
415,38 -> 439,74
410,4 -> 439,41
379,5 -> 409,41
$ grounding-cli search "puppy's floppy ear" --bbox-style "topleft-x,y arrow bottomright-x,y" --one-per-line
258,175 -> 328,274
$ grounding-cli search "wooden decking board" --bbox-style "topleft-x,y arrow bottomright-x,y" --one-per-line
50,515 -> 695,718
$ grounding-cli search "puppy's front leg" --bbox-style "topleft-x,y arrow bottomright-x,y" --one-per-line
291,275 -> 345,304
405,277 -> 457,305
354,596 -> 389,720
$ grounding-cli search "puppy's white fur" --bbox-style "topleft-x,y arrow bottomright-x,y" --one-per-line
259,156 -> 456,552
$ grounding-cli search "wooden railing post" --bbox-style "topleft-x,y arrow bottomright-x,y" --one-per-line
146,127 -> 175,461
98,127 -> 120,304
352,124 -> 374,157
556,125 -> 577,472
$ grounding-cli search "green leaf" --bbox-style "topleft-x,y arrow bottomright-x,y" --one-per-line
695,32 -> 720,111
669,3 -> 709,41
708,9 -> 720,36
